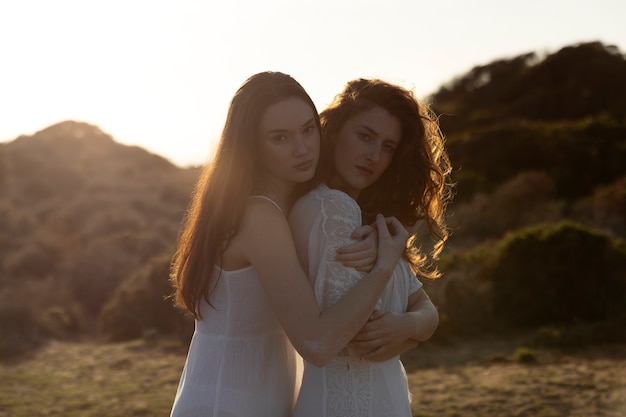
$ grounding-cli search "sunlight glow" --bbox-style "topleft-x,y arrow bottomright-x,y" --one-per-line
1,0 -> 624,166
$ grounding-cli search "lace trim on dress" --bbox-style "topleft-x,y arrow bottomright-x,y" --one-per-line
311,186 -> 383,312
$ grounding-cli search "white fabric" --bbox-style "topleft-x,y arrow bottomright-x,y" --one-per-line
170,265 -> 302,417
289,184 -> 422,417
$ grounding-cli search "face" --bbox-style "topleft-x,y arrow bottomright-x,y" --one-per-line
331,106 -> 401,199
257,96 -> 320,186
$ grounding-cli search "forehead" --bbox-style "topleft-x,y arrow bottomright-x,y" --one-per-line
259,97 -> 314,132
348,105 -> 401,143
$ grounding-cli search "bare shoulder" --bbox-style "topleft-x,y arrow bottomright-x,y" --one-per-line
242,197 -> 287,225
238,198 -> 304,284
239,198 -> 292,247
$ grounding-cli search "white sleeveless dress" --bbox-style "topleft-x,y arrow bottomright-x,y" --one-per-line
170,197 -> 303,417
289,184 -> 422,417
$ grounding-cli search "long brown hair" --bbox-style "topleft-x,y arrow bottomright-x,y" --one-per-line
318,78 -> 453,279
170,72 -> 321,319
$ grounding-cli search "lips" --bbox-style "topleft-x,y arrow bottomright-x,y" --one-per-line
355,165 -> 373,176
294,160 -> 313,171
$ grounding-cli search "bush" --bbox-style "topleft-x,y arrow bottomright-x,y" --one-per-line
448,171 -> 562,246
513,346 -> 536,364
430,244 -> 498,335
0,306 -> 44,358
572,176 -> 626,239
435,222 -> 626,335
533,318 -> 626,348
488,222 -> 626,328
98,253 -> 193,342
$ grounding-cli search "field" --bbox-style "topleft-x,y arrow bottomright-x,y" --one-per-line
1,336 -> 625,417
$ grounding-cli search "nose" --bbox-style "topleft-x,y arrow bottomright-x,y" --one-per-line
365,143 -> 382,163
293,134 -> 309,156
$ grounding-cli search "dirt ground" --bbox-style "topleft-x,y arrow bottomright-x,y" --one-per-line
0,336 -> 624,417
403,335 -> 626,417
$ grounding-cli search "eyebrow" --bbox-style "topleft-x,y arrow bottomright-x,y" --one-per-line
358,125 -> 378,136
358,124 -> 400,144
266,117 -> 316,134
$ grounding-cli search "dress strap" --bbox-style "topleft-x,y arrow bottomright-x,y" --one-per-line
249,195 -> 284,215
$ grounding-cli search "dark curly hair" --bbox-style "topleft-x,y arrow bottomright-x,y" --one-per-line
317,78 -> 453,279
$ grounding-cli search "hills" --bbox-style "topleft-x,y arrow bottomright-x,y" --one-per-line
1,41 -> 625,355
0,121 -> 199,352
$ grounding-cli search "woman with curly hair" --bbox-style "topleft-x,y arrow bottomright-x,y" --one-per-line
289,78 -> 452,416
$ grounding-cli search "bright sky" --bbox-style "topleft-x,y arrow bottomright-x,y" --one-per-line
1,0 -> 624,167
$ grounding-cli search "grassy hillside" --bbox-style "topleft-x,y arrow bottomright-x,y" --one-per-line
1,40 -> 625,358
1,39 -> 626,417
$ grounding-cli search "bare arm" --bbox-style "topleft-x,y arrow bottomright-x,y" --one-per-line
240,200 -> 407,367
349,288 -> 439,361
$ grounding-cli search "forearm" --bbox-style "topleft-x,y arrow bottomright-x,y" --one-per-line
404,291 -> 439,343
309,263 -> 395,365
404,308 -> 439,343
350,289 -> 439,362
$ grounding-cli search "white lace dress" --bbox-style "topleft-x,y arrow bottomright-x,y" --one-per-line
289,184 -> 422,417
170,265 -> 302,417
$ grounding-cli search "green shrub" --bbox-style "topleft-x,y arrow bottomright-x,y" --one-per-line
98,253 -> 193,342
431,244 -> 498,335
436,222 -> 626,335
488,222 -> 626,328
513,346 -> 536,363
0,306 -> 44,358
533,319 -> 626,348
41,306 -> 79,338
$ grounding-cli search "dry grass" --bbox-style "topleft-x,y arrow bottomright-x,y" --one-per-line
0,336 -> 625,417
406,336 -> 626,417
0,338 -> 185,417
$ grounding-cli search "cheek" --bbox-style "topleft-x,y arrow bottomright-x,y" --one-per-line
335,134 -> 357,159
308,132 -> 321,154
382,153 -> 395,170
259,145 -> 288,169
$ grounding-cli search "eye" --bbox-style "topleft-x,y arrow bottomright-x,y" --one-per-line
383,143 -> 397,153
357,131 -> 371,142
272,134 -> 288,143
303,124 -> 316,135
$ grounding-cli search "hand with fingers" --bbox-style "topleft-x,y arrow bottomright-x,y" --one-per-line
349,310 -> 419,361
338,214 -> 407,275
350,288 -> 439,362
336,224 -> 378,272
373,214 -> 408,273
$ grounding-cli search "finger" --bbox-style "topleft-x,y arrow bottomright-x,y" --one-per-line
375,214 -> 390,238
384,216 -> 403,235
386,216 -> 409,242
360,345 -> 388,361
352,326 -> 386,342
369,310 -> 386,320
350,224 -> 375,240
354,263 -> 375,272
351,327 -> 375,341
341,258 -> 375,268
350,339 -> 380,351
336,240 -> 371,256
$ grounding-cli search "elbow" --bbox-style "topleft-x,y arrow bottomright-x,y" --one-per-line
300,349 -> 333,368
422,306 -> 440,342
297,341 -> 335,367
307,354 -> 331,368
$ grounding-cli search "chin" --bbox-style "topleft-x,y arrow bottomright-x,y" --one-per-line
295,171 -> 315,182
